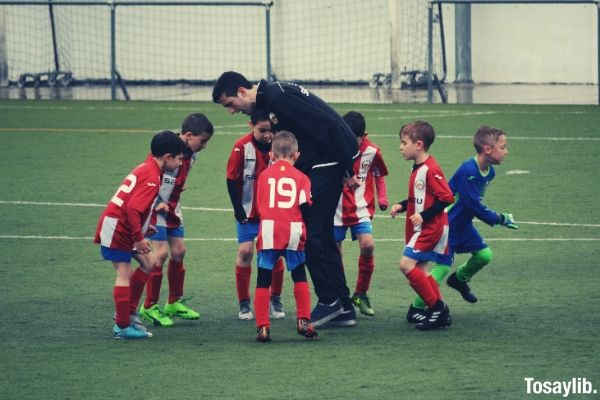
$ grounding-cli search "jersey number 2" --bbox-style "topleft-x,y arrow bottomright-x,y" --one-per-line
110,174 -> 137,207
267,177 -> 296,209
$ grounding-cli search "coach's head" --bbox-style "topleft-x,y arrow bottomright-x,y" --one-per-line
212,71 -> 257,115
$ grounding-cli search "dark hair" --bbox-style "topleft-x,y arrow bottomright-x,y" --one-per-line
151,130 -> 186,157
272,131 -> 298,158
399,120 -> 435,150
212,71 -> 252,103
250,109 -> 270,125
181,113 -> 214,137
473,126 -> 506,153
343,111 -> 366,137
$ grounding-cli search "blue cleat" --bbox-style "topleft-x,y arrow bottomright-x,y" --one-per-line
112,324 -> 152,340
310,299 -> 343,327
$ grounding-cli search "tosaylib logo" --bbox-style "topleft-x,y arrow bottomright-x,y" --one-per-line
524,377 -> 597,397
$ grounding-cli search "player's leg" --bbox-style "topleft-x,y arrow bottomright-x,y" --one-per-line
306,166 -> 348,326
409,263 -> 451,322
288,253 -> 317,340
447,225 -> 489,303
351,223 -> 376,316
163,233 -> 199,320
255,250 -> 277,342
269,257 -> 286,319
400,247 -> 450,330
104,247 -> 151,339
236,241 -> 254,320
139,233 -> 174,326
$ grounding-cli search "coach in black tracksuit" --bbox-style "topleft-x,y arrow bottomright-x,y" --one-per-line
213,72 -> 359,327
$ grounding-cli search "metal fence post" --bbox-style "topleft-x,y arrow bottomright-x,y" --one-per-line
110,0 -> 116,100
427,3 -> 433,103
265,2 -> 272,81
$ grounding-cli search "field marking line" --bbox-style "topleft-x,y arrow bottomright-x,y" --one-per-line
2,127 -> 596,142
0,235 -> 598,242
2,200 -> 599,229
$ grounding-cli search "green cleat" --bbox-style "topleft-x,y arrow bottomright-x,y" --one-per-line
352,293 -> 375,316
164,298 -> 200,320
139,304 -> 174,327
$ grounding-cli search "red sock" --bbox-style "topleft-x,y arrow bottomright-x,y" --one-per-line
144,266 -> 163,308
293,281 -> 311,320
270,258 -> 285,297
406,267 -> 438,308
113,285 -> 130,328
168,260 -> 185,304
235,265 -> 251,302
129,268 -> 149,314
254,287 -> 270,328
428,274 -> 442,301
355,254 -> 375,294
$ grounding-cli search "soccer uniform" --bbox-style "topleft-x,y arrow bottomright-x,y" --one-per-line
226,133 -> 271,242
94,154 -> 162,259
447,157 -> 501,254
334,136 -> 388,241
403,155 -> 454,265
150,151 -> 196,240
256,160 -> 312,270
144,149 -> 198,310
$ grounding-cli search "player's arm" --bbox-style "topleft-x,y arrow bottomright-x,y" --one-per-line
372,151 -> 389,211
455,170 -> 503,226
419,168 -> 454,222
390,199 -> 408,218
225,145 -> 248,223
126,177 -> 160,245
298,175 -> 312,221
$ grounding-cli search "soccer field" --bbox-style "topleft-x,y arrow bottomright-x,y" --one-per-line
1,100 -> 599,400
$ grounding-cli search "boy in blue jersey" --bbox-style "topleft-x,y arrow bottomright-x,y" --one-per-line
407,126 -> 518,321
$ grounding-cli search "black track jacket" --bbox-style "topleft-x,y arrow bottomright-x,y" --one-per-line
255,80 -> 359,176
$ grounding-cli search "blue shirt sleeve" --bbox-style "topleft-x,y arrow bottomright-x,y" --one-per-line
454,163 -> 501,226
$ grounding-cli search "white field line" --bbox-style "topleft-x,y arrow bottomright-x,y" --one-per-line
0,235 -> 598,242
1,200 -> 599,229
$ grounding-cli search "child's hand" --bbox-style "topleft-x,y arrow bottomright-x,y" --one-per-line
378,198 -> 389,211
409,213 -> 423,226
500,212 -> 519,229
344,174 -> 361,190
155,202 -> 169,214
134,239 -> 152,254
145,224 -> 158,237
390,203 -> 404,218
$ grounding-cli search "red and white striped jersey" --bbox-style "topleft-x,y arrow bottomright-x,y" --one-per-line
226,133 -> 271,221
256,160 -> 312,251
94,154 -> 161,251
155,153 -> 195,229
334,137 -> 388,226
405,155 -> 454,252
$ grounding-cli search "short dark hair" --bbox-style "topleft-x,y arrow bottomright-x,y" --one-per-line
181,113 -> 214,137
343,111 -> 366,137
272,131 -> 298,158
473,126 -> 506,153
212,71 -> 252,103
151,130 -> 186,157
250,109 -> 270,125
399,120 -> 435,150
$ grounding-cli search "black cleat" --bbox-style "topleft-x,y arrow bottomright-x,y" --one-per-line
406,304 -> 428,324
256,326 -> 271,342
447,272 -> 478,303
416,300 -> 451,331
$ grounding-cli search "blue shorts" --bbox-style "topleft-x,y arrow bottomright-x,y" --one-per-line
236,221 -> 259,243
148,225 -> 185,241
257,249 -> 305,271
449,223 -> 487,255
334,220 -> 373,242
100,246 -> 133,263
403,246 -> 453,266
